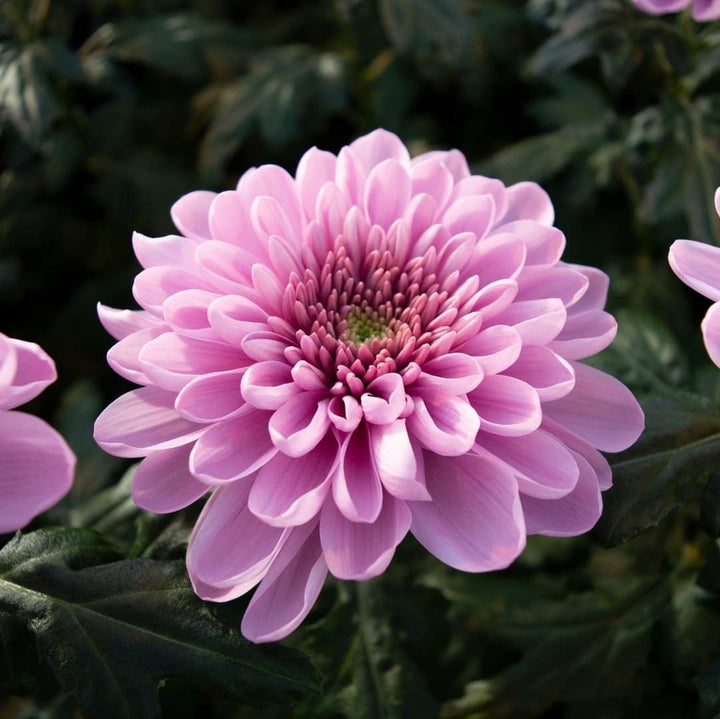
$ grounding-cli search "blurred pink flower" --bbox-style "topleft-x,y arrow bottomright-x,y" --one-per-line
632,0 -> 720,20
669,189 -> 720,366
95,129 -> 644,643
0,333 -> 75,532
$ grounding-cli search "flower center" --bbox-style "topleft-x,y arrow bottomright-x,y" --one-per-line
345,307 -> 391,344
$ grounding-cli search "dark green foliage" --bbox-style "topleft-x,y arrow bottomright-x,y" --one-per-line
0,528 -> 318,719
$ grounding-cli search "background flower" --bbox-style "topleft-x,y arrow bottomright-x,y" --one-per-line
0,333 -> 75,532
632,0 -> 720,19
669,189 -> 720,365
94,129 -> 644,643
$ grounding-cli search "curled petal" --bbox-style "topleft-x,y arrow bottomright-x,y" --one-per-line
468,375 -> 541,437
407,394 -> 480,456
0,337 -> 56,410
269,393 -> 331,457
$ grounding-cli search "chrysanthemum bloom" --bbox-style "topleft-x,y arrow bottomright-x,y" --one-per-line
95,130 -> 644,642
669,189 -> 720,365
0,333 -> 75,532
632,0 -> 720,20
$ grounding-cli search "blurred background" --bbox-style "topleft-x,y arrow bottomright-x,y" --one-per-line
3,0 -> 720,717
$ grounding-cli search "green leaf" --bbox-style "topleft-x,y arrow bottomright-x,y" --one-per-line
595,394 -> 720,547
441,579 -> 671,719
0,528 -> 319,719
379,0 -> 472,67
80,14 -> 249,81
339,581 -> 438,719
0,42 -> 59,146
199,46 -> 346,181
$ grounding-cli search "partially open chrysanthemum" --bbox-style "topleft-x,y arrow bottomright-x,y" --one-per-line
632,0 -> 720,20
1,333 -> 75,532
94,129 -> 644,642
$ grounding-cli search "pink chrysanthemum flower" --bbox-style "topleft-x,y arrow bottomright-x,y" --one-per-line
669,188 -> 720,365
0,333 -> 75,532
94,129 -> 644,643
632,0 -> 720,20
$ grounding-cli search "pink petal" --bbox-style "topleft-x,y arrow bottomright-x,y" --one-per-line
491,298 -> 566,345
196,241 -> 255,293
187,480 -> 289,602
296,147 -> 337,220
328,395 -> 364,433
361,373 -> 406,425
269,393 -> 331,457
542,362 -> 644,452
241,361 -> 299,410
241,330 -> 288,362
500,182 -> 554,226
693,0 -> 720,20
413,353 -> 483,395
249,433 -> 339,526
521,451 -> 602,536
369,420 -> 430,501
702,302 -> 720,368
542,416 -> 612,490
516,266 -> 589,306
669,239 -> 720,301
468,375 -> 541,437
0,334 -> 17,391
106,327 -> 165,386
364,159 -> 411,230
349,129 -> 411,171
407,394 -> 480,456
565,265 -> 609,313
97,303 -> 162,341
209,190 -> 258,249
442,195 -> 495,239
132,232 -> 197,269
464,233 -> 526,287
132,444 -> 207,513
207,294 -> 268,347
410,157 -> 454,209
0,410 -> 75,533
189,409 -> 276,484
175,369 -> 246,423
410,149 -> 470,181
320,493 -> 411,580
237,165 -> 303,242
163,289 -> 218,337
332,427 -> 383,523
241,522 -> 327,643
549,310 -> 617,360
503,345 -> 575,401
410,452 -> 525,571
497,221 -> 565,265
171,190 -> 216,240
0,337 -> 56,410
133,266 -> 211,315
476,429 -> 579,499
139,333 -> 246,392
94,387 -> 204,458
457,325 -> 522,375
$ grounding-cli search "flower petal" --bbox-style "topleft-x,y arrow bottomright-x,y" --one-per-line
369,420 -> 429,501
468,375 -> 541,437
332,427 -> 383,523
410,452 -> 525,571
320,493 -> 411,580
171,190 -> 216,240
502,345 -> 575,401
132,444 -> 207,513
189,409 -> 276,484
175,369 -> 246,423
0,411 -> 75,533
241,522 -> 327,643
249,433 -> 339,526
542,362 -> 644,452
0,337 -> 56,410
269,393 -> 331,457
94,387 -> 204,458
407,394 -> 480,456
241,361 -> 300,410
187,480 -> 289,602
702,302 -> 720,368
669,239 -> 720,302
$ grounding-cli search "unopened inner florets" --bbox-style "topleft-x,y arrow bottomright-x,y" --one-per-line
278,228 -> 463,395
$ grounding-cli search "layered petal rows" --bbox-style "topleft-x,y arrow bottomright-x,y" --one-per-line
669,188 -> 720,366
95,129 -> 644,642
632,0 -> 720,19
0,333 -> 75,532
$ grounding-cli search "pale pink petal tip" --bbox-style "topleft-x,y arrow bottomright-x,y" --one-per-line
0,332 -> 75,533
95,128 -> 643,640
